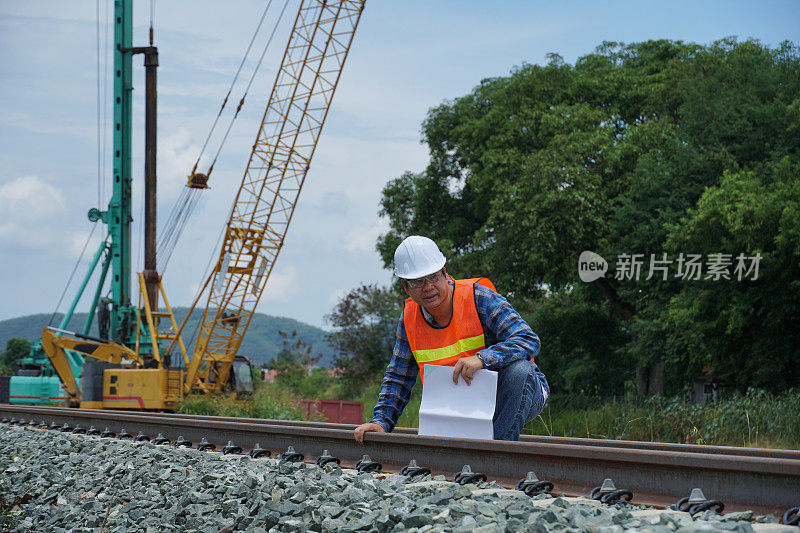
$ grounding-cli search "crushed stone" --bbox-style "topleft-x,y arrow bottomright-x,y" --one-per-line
0,424 -> 788,532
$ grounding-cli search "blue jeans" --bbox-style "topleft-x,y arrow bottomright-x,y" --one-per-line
493,359 -> 549,440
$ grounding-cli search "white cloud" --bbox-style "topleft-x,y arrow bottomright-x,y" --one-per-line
0,176 -> 87,256
345,217 -> 389,253
0,110 -> 97,144
0,176 -> 104,261
158,128 -> 206,191
0,175 -> 65,217
259,265 -> 298,303
328,287 -> 347,305
64,228 -> 105,261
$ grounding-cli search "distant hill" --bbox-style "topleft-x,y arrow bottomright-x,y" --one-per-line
0,308 -> 337,367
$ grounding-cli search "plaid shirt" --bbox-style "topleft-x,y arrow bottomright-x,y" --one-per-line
370,282 -> 541,432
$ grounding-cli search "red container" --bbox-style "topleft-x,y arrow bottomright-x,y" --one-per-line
299,399 -> 363,424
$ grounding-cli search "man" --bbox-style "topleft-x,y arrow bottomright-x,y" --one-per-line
354,235 -> 549,442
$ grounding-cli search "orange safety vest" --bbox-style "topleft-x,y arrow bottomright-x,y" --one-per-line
404,277 -> 497,382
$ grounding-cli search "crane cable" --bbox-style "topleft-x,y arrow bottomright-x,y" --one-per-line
156,187 -> 201,273
156,0 -> 293,274
181,210 -> 231,356
163,199 -> 233,357
176,0 -> 293,347
48,223 -> 103,327
64,0 -> 108,331
189,0 -> 279,177
204,0 -> 293,176
95,0 -> 102,208
95,0 -> 111,210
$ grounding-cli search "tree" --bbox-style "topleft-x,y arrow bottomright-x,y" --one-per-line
324,284 -> 403,396
376,38 -> 800,396
268,330 -> 322,395
525,285 -> 630,396
0,337 -> 31,372
662,161 -> 800,391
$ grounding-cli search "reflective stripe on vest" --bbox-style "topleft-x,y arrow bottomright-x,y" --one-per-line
404,277 -> 496,381
411,334 -> 486,364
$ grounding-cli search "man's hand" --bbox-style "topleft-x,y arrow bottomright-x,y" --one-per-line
354,422 -> 385,443
452,355 -> 484,385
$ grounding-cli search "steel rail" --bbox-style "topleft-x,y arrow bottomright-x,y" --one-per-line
2,405 -> 798,516
11,406 -> 795,460
78,409 -> 797,460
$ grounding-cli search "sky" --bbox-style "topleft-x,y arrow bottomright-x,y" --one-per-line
1,1 -> 798,329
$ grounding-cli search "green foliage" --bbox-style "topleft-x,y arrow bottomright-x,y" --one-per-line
524,287 -> 630,395
177,383 -> 305,421
267,329 -> 324,397
377,37 -> 800,395
0,337 -> 31,373
525,389 -> 800,449
324,284 -> 404,397
286,367 -> 339,399
663,163 -> 800,390
179,370 -> 800,449
357,379 -> 423,429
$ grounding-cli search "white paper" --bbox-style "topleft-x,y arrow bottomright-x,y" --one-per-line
418,364 -> 497,440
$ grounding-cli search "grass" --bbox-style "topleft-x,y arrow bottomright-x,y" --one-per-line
523,389 -> 800,449
359,383 -> 799,449
177,382 -> 308,421
357,381 -> 423,428
177,374 -> 800,450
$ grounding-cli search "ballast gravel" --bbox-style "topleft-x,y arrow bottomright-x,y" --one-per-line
0,424 -> 788,532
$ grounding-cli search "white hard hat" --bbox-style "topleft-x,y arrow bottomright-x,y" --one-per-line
394,236 -> 446,279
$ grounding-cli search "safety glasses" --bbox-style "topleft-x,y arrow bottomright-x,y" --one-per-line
405,270 -> 444,289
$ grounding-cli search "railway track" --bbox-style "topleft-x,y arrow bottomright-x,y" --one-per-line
1,404 -> 798,518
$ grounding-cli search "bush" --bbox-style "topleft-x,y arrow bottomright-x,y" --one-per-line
177,382 -> 305,421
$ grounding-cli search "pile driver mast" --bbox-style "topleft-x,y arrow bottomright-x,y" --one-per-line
81,0 -> 159,350
86,0 -> 142,346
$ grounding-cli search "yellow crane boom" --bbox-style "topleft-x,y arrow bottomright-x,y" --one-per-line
183,0 -> 366,393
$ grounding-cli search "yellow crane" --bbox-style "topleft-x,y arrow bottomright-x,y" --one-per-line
42,0 -> 366,409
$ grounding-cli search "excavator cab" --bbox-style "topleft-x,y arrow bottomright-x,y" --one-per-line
230,356 -> 255,395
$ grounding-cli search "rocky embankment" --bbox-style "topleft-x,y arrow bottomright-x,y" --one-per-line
0,424 -> 792,532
